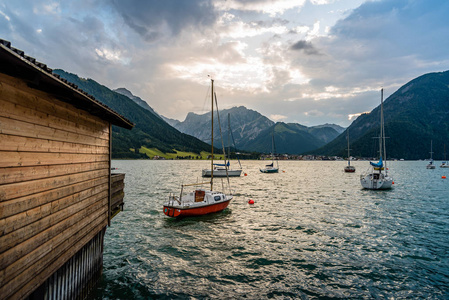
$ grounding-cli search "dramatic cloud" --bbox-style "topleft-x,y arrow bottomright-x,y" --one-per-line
0,0 -> 448,127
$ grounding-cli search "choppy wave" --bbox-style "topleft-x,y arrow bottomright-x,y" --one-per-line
89,160 -> 449,299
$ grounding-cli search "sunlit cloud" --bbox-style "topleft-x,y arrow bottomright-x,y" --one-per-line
95,48 -> 126,63
310,0 -> 335,5
270,114 -> 287,121
215,0 -> 307,16
348,112 -> 369,120
304,110 -> 324,117
218,13 -> 289,39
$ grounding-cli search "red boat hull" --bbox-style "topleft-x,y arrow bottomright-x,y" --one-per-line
164,200 -> 231,218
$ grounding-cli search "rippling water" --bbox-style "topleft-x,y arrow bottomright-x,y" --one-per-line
89,160 -> 449,299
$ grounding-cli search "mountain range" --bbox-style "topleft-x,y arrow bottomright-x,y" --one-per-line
54,69 -> 449,160
165,106 -> 344,154
314,70 -> 449,160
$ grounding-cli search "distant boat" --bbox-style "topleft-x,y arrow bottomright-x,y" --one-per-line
260,131 -> 279,173
440,144 -> 449,168
163,79 -> 232,218
202,162 -> 242,177
344,129 -> 356,173
360,89 -> 393,190
202,114 -> 242,177
426,140 -> 436,169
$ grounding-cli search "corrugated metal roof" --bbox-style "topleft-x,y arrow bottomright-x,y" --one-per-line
0,39 -> 134,129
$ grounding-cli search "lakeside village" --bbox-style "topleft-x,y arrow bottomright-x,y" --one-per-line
151,153 -> 405,161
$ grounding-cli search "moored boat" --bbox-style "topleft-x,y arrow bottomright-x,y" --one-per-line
360,89 -> 393,190
202,166 -> 242,177
164,188 -> 232,218
164,78 -> 233,218
260,131 -> 279,173
426,140 -> 436,169
344,129 -> 356,173
203,114 -> 243,177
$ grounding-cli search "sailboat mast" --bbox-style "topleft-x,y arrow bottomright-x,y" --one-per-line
430,140 -> 434,160
381,88 -> 388,173
347,130 -> 350,166
227,113 -> 231,163
211,79 -> 214,191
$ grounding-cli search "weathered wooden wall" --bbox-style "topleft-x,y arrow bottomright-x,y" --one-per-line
0,73 -> 111,299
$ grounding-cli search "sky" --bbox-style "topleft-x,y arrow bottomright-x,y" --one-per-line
1,0 -> 449,127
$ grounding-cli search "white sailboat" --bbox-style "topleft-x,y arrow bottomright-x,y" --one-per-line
260,131 -> 279,173
202,114 -> 242,177
360,89 -> 393,190
163,79 -> 233,218
441,144 -> 449,168
426,140 -> 436,169
344,129 -> 356,173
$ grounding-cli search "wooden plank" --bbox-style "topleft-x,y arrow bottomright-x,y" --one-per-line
111,181 -> 124,195
111,191 -> 124,208
0,208 -> 107,300
12,221 -> 106,300
0,197 -> 108,279
0,75 -> 109,135
0,151 -> 108,168
0,161 -> 109,185
0,168 -> 109,201
0,98 -> 110,141
1,184 -> 108,237
0,133 -> 109,155
0,177 -> 108,219
0,116 -> 109,147
0,189 -> 108,253
111,173 -> 125,184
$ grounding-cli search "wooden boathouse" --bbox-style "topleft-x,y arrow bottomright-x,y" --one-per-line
0,39 -> 134,299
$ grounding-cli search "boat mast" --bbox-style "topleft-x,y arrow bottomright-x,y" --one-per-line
227,113 -> 231,165
211,79 -> 214,190
347,130 -> 350,166
381,88 -> 388,174
430,140 -> 434,161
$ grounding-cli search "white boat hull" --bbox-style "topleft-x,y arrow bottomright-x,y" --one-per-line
426,164 -> 436,169
202,168 -> 242,177
360,173 -> 393,190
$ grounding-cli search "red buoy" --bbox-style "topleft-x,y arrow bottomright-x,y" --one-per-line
442,176 -> 447,179
248,199 -> 254,204
244,173 -> 247,176
392,181 -> 395,184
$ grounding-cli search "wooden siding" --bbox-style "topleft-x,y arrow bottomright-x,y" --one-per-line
0,73 -> 111,299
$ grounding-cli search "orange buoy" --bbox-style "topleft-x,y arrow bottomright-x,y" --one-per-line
248,199 -> 255,204
442,176 -> 446,179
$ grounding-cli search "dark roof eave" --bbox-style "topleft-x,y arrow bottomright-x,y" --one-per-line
0,39 -> 134,130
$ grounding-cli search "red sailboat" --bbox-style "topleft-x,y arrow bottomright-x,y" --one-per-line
163,79 -> 233,218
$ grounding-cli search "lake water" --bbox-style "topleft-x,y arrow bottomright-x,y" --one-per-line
90,160 -> 449,299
